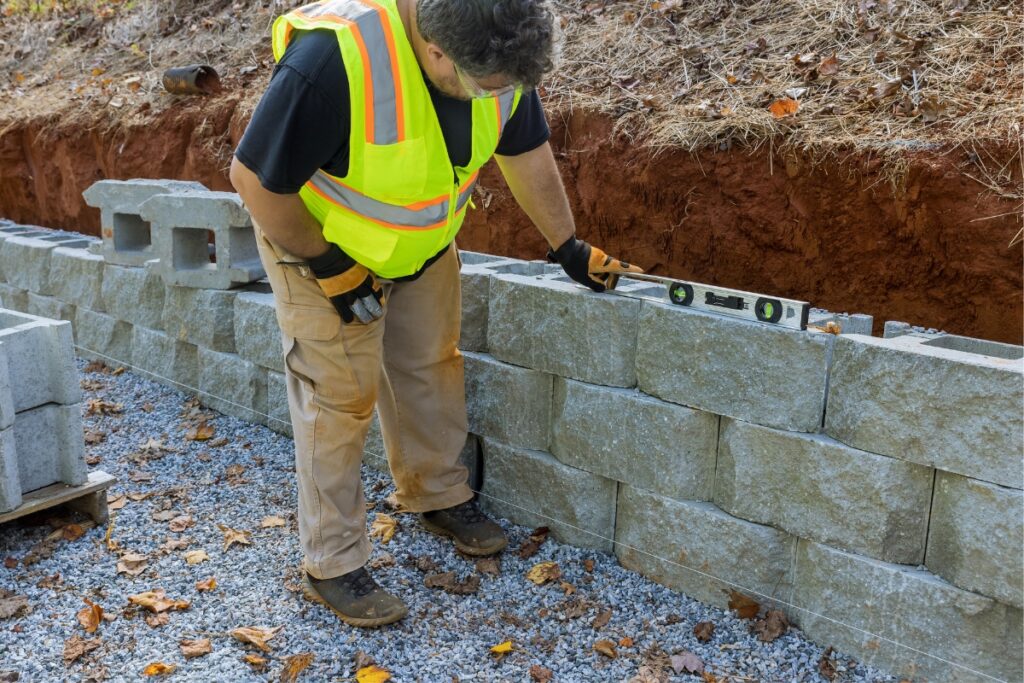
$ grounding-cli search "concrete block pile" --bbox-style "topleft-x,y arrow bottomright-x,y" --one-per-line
0,182 -> 1021,682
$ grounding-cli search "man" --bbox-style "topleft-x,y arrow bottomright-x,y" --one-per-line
230,0 -> 641,628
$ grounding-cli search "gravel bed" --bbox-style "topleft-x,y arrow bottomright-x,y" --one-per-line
0,359 -> 901,683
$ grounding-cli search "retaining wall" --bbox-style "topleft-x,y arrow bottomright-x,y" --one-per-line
0,198 -> 1021,682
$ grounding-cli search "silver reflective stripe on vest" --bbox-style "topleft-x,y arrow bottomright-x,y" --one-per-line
309,171 -> 477,228
296,0 -> 399,144
498,89 -> 516,129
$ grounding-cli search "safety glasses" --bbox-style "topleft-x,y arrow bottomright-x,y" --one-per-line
453,62 -> 516,99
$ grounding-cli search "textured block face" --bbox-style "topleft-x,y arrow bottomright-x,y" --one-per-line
0,234 -> 60,295
487,275 -> 641,387
101,264 -> 165,329
715,418 -> 933,564
551,378 -> 718,502
0,284 -> 28,312
49,247 -> 105,311
792,540 -> 1023,683
826,334 -> 1024,489
0,428 -> 20,513
13,403 -> 87,492
162,286 -> 237,353
131,326 -> 198,390
636,301 -> 834,432
0,310 -> 80,412
265,370 -> 293,438
927,472 -> 1024,608
26,293 -> 76,326
197,347 -> 267,423
480,438 -> 617,552
0,346 -> 12,430
615,484 -> 796,610
234,292 -> 284,372
458,267 -> 491,353
463,352 -> 552,450
74,309 -> 132,365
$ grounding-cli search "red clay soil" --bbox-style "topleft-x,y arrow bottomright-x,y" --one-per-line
0,99 -> 1020,344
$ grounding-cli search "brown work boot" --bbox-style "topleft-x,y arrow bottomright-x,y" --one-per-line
302,566 -> 407,628
419,498 -> 507,556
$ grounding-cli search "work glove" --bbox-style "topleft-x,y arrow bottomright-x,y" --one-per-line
548,236 -> 644,293
307,243 -> 385,324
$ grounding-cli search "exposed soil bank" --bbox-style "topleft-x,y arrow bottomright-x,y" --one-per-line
1,102 -> 1020,344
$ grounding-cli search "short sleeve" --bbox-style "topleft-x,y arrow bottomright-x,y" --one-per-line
494,89 -> 550,157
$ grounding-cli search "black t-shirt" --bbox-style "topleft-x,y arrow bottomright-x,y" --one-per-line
236,29 -> 551,194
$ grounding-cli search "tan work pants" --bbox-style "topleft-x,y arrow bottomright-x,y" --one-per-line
253,221 -> 473,580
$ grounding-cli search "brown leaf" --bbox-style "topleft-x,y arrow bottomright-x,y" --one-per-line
145,612 -> 170,628
218,524 -> 252,551
142,662 -> 176,676
413,555 -> 438,573
619,636 -> 634,648
77,598 -> 104,633
526,561 -> 561,585
593,639 -> 617,659
85,429 -> 107,445
870,78 -> 902,101
768,97 -> 799,118
186,422 -> 215,441
184,550 -> 209,565
62,524 -> 86,542
369,514 -> 398,544
230,625 -> 283,652
671,651 -> 704,674
368,553 -> 396,569
475,557 -> 501,576
168,515 -> 194,533
196,577 -> 217,592
519,526 -> 550,559
280,652 -> 314,682
63,635 -> 101,664
117,553 -> 149,577
529,664 -> 554,682
424,571 -> 481,595
2,557 -> 16,569
180,638 -> 212,659
151,510 -> 179,522
261,515 -> 286,528
128,589 -> 190,613
753,609 -> 789,642
0,593 -> 30,619
919,96 -> 947,122
130,471 -> 154,483
818,646 -> 837,680
583,558 -> 595,572
693,620 -> 715,642
592,608 -> 612,629
243,653 -> 268,670
86,399 -> 122,416
158,538 -> 191,553
107,495 -> 127,510
382,492 -> 411,513
818,54 -> 839,76
727,590 -> 761,619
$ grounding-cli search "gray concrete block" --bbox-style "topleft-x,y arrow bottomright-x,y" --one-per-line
130,326 -> 198,391
463,352 -> 552,450
459,266 -> 491,353
715,418 -> 933,564
792,540 -> 1023,683
83,179 -> 207,267
551,378 -> 718,502
0,345 -> 12,431
141,191 -> 264,289
0,284 -> 28,312
807,309 -> 874,336
197,347 -> 267,423
49,246 -> 105,311
234,292 -> 284,372
13,402 -> 87,492
266,370 -> 293,438
927,472 -> 1024,608
0,309 -> 80,411
0,427 -> 20,513
481,438 -> 616,552
615,484 -> 796,611
0,234 -> 60,295
162,286 -> 237,353
637,301 -> 835,432
826,334 -> 1024,489
488,274 -> 641,387
74,309 -> 133,366
457,250 -> 509,266
26,293 -> 76,326
101,263 -> 166,330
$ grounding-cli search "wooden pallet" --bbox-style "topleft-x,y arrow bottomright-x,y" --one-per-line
0,471 -> 116,526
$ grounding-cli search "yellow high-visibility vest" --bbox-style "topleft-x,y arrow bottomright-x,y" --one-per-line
271,0 -> 522,279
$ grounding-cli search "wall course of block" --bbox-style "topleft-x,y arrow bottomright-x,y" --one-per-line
74,308 -> 133,364
26,293 -> 76,328
131,326 -> 198,391
197,347 -> 267,424
0,234 -> 61,295
233,292 -> 284,373
463,351 -> 552,450
0,284 -> 28,313
101,264 -> 165,330
49,246 -> 106,311
162,285 -> 237,353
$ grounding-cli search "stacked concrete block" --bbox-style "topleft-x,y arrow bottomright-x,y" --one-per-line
792,540 -> 1023,683
826,334 -> 1024,488
130,326 -> 199,391
197,347 -> 267,424
806,308 -> 874,336
49,246 -> 106,311
926,472 -> 1023,608
0,284 -> 27,312
100,263 -> 166,329
715,418 -> 933,563
140,191 -> 264,289
83,179 -> 207,266
162,286 -> 237,353
463,351 -> 552,450
234,291 -> 284,373
0,309 -> 85,513
27,292 -> 75,325
481,438 -> 616,551
637,301 -> 835,432
550,377 -> 718,502
0,233 -> 75,296
488,274 -> 642,387
74,308 -> 133,363
615,485 -> 797,610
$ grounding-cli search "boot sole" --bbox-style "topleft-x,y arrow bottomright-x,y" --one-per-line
301,576 -> 407,628
419,516 -> 508,556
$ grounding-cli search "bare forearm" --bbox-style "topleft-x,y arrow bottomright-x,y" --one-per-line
495,142 -> 574,250
229,157 -> 329,259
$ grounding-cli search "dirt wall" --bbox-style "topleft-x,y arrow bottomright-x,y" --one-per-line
0,100 -> 1020,344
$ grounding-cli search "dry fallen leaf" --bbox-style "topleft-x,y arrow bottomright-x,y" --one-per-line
592,608 -> 612,629
243,653 -> 268,670
107,495 -> 127,510
260,515 -> 286,528
694,620 -> 715,642
619,636 -> 634,648
526,561 -> 561,585
168,515 -> 194,533
280,652 -> 314,682
63,635 -> 101,664
593,639 -> 617,659
671,651 -> 705,674
186,422 -> 215,441
369,514 -> 398,544
0,593 -> 30,619
117,553 -> 149,577
218,524 -> 252,551
583,558 -> 595,572
76,598 -> 103,633
62,524 -> 87,542
489,640 -> 514,661
768,97 -> 799,118
142,662 -> 176,676
529,664 -> 554,682
424,571 -> 480,595
355,665 -> 392,683
196,577 -> 217,592
518,526 -> 550,559
727,590 -> 761,619
128,589 -> 190,613
753,609 -> 790,642
151,510 -> 179,522
818,53 -> 840,76
145,612 -> 170,628
184,550 -> 209,565
230,625 -> 283,652
180,638 -> 212,659
383,493 -> 410,514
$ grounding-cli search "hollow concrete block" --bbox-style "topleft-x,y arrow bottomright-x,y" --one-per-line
551,378 -> 718,502
13,402 -> 87,493
196,347 -> 267,424
0,234 -> 62,295
487,274 -> 641,388
0,309 -> 80,412
83,179 -> 207,267
265,370 -> 293,438
792,540 -> 1023,683
162,285 -> 237,353
636,300 -> 835,432
130,326 -> 198,391
49,246 -> 105,311
459,265 -> 492,353
0,427 -> 20,513
715,417 -> 933,564
140,191 -> 264,289
481,438 -> 616,552
825,334 -> 1024,489
100,263 -> 166,330
926,472 -> 1023,608
74,309 -> 133,366
0,345 -> 13,431
463,351 -> 552,450
234,292 -> 284,373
